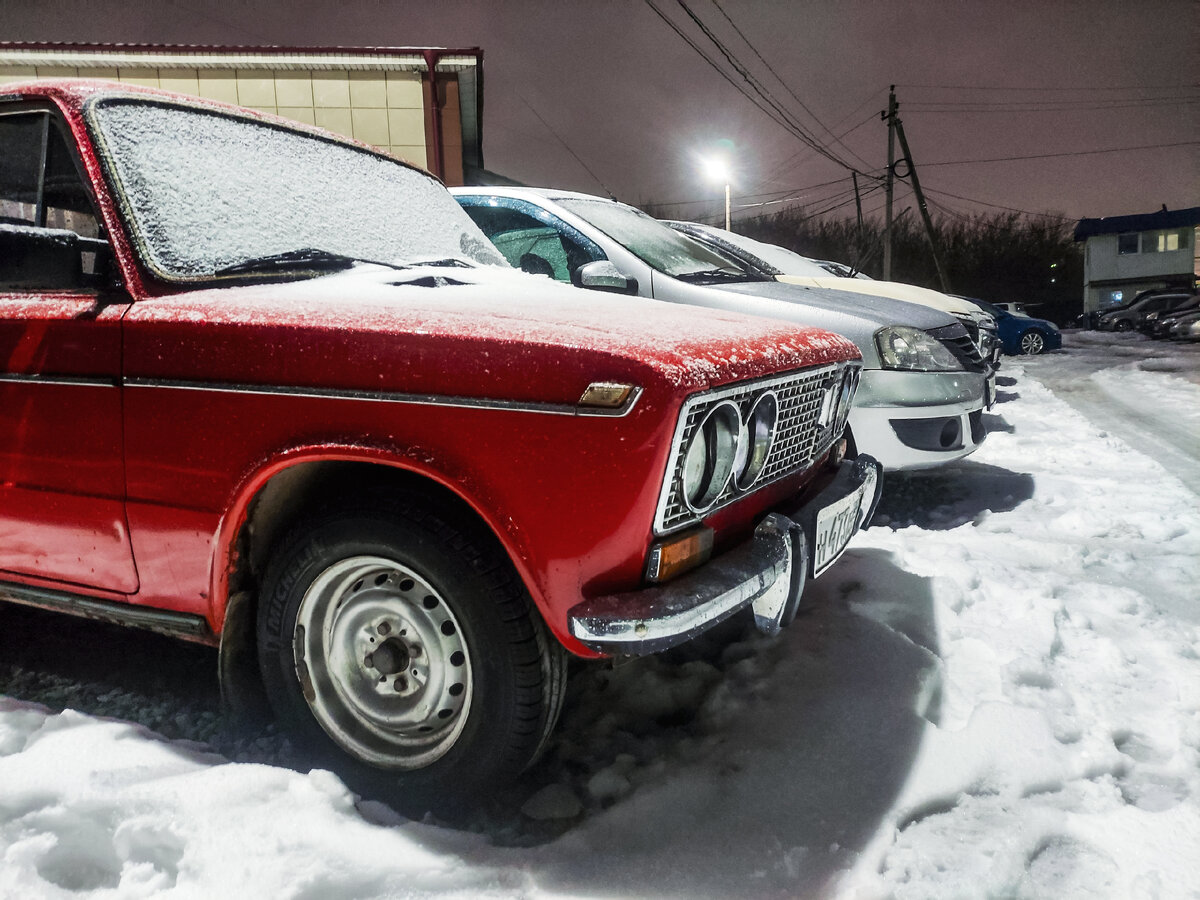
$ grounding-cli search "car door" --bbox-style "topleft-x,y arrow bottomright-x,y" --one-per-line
0,105 -> 138,593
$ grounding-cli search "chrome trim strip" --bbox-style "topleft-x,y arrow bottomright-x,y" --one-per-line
0,373 -> 118,388
0,580 -> 216,645
124,378 -> 642,418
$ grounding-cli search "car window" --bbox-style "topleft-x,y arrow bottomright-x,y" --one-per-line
0,111 -> 104,291
458,202 -> 602,283
558,198 -> 747,278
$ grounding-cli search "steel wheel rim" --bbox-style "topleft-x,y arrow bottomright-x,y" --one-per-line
1020,332 -> 1044,354
294,556 -> 473,769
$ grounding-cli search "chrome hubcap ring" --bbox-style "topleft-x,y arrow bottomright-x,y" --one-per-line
294,556 -> 472,769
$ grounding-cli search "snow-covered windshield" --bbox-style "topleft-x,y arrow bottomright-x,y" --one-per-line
88,98 -> 506,281
711,229 -> 836,278
556,198 -> 750,278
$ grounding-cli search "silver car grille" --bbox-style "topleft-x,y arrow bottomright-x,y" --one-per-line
930,322 -> 987,372
654,363 -> 854,535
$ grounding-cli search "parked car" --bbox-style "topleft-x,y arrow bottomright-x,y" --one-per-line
1166,309 -> 1200,341
667,220 -> 999,364
452,187 -> 993,471
1146,295 -> 1200,337
0,80 -> 882,803
1098,290 -> 1194,331
1136,293 -> 1197,333
991,302 -> 1038,317
966,299 -> 1062,355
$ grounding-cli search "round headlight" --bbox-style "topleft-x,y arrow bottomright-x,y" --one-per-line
734,391 -> 778,490
681,400 -> 741,512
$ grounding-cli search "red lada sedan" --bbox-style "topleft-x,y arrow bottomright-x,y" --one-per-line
0,80 -> 880,804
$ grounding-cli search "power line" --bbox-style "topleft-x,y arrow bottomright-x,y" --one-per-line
895,81 -> 1199,92
920,185 -> 1075,221
707,0 -> 875,170
906,97 -> 1200,113
644,0 -> 869,174
516,93 -> 612,196
920,140 -> 1200,167
673,0 -> 864,171
646,174 -> 866,209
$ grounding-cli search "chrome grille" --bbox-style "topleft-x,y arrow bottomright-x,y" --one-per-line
654,363 -> 852,535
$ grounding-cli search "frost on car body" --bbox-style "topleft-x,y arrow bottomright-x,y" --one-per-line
0,80 -> 880,803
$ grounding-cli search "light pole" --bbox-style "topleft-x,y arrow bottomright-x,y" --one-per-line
701,157 -> 731,231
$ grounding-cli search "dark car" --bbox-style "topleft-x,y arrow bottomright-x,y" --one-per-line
1099,290 -> 1194,331
967,300 -> 1062,355
1143,294 -> 1200,337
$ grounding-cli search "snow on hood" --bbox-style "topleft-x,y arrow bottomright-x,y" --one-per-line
134,263 -> 860,395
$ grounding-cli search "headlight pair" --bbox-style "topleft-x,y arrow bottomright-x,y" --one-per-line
681,392 -> 778,513
875,326 -> 964,372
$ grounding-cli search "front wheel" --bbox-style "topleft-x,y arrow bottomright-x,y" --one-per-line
1019,330 -> 1046,354
257,497 -> 567,805
1113,320 -> 1132,332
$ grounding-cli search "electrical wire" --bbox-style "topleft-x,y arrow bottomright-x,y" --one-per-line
515,93 -> 613,196
919,140 -> 1200,167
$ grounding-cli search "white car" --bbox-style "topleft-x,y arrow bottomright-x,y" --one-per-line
453,186 -> 994,471
668,220 -> 999,364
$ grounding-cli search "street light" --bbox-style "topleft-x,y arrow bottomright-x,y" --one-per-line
701,157 -> 731,231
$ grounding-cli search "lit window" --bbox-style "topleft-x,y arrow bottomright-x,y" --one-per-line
1117,233 -> 1139,254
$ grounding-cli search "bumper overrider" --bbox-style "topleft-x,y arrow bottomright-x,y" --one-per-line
568,455 -> 882,656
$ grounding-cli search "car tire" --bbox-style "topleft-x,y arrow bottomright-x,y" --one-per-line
1114,320 -> 1132,332
257,495 -> 567,808
1019,330 -> 1046,355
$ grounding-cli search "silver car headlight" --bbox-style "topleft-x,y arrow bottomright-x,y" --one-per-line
875,326 -> 964,372
681,400 -> 741,512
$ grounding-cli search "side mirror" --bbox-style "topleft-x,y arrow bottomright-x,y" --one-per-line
0,224 -> 116,292
575,260 -> 638,294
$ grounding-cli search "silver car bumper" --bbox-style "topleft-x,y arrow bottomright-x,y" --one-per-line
567,455 -> 882,656
848,369 -> 989,470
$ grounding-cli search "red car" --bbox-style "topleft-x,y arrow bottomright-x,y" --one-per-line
0,80 -> 880,803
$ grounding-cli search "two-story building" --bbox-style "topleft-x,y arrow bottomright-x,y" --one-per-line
1073,206 -> 1199,311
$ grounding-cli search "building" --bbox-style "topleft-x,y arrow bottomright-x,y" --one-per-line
0,42 -> 484,186
1073,206 -> 1200,311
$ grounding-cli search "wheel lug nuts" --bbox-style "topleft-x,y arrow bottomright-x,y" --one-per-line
377,622 -> 391,636
394,677 -> 407,692
364,653 -> 374,667
410,644 -> 422,657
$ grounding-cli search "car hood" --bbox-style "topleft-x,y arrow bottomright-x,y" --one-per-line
774,274 -> 981,317
124,263 -> 860,406
690,278 -> 958,367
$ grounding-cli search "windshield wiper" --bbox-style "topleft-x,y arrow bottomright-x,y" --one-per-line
214,248 -> 372,276
675,267 -> 765,284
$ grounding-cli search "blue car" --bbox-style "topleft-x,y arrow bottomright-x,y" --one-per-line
968,299 -> 1062,355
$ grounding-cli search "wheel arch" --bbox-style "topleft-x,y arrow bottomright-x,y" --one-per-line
209,451 -> 542,640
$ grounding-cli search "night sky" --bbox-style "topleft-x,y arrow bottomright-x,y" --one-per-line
4,0 -> 1197,226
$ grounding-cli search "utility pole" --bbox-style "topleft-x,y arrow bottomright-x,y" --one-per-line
852,171 -> 863,234
882,86 -> 896,280
894,114 -> 951,293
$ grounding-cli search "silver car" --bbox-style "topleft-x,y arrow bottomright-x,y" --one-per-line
452,187 -> 992,471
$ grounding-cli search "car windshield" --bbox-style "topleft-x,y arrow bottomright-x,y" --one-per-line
556,198 -> 758,280
88,98 -> 506,281
707,229 -> 832,278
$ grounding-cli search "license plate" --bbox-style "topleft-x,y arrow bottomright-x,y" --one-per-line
812,466 -> 877,577
985,373 -> 997,410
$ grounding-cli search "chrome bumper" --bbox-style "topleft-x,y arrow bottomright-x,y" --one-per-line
568,455 -> 882,656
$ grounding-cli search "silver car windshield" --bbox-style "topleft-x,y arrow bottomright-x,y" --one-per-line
88,98 -> 505,281
556,197 -> 754,279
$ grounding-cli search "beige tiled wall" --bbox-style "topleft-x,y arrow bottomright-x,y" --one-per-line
0,65 -> 431,168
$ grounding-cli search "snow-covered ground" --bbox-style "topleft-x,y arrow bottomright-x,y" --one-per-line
2,331 -> 1198,899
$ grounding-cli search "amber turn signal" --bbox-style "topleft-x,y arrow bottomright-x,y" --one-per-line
578,382 -> 636,409
645,527 -> 714,583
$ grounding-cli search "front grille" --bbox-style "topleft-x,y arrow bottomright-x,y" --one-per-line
929,322 -> 987,372
654,363 -> 852,534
